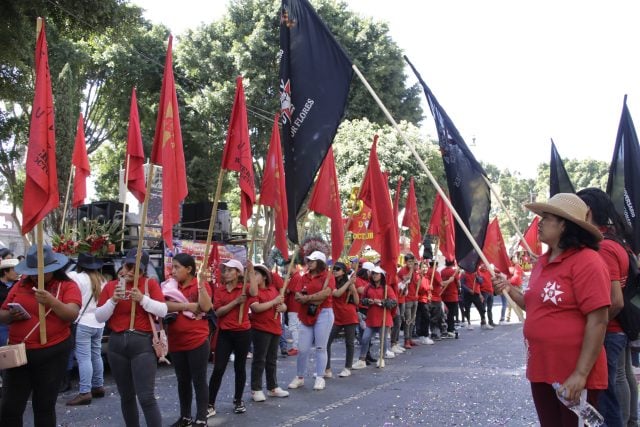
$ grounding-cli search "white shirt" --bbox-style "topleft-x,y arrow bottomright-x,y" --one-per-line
67,271 -> 106,329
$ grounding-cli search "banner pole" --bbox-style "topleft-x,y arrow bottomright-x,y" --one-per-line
121,154 -> 131,253
61,165 -> 74,234
198,168 -> 226,277
352,64 -> 523,321
129,163 -> 154,330
36,223 -> 47,344
239,200 -> 261,324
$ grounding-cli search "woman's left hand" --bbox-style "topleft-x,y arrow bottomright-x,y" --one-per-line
559,371 -> 588,403
129,287 -> 144,302
33,288 -> 56,306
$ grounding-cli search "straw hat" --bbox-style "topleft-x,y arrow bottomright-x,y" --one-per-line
525,193 -> 602,241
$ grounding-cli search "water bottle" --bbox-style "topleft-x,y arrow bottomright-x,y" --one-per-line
551,382 -> 604,427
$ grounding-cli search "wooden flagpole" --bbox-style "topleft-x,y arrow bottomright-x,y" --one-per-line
274,246 -> 300,320
352,65 -> 524,322
482,175 -> 535,256
120,154 -> 131,252
61,165 -> 74,234
198,168 -> 226,277
378,280 -> 388,368
129,162 -> 154,330
239,200 -> 261,323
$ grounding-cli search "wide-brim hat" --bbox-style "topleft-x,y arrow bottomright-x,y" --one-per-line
525,193 -> 602,241
253,263 -> 272,284
77,252 -> 104,270
15,244 -> 69,275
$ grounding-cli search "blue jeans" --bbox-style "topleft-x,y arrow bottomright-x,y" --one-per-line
359,326 -> 391,359
74,324 -> 104,394
499,294 -> 507,321
297,308 -> 334,377
600,332 -> 627,427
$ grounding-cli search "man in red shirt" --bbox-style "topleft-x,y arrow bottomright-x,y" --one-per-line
398,254 -> 419,348
426,261 -> 445,340
478,263 -> 496,328
460,267 -> 489,330
440,259 -> 460,337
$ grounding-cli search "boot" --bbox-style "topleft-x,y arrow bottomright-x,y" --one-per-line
66,392 -> 92,406
91,386 -> 105,398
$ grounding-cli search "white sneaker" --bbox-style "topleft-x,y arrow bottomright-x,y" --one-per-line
246,352 -> 253,359
229,353 -> 235,362
384,350 -> 396,359
466,324 -> 474,331
425,337 -> 435,345
324,370 -> 333,378
351,360 -> 366,370
288,377 -> 304,389
499,320 -> 508,325
481,324 -> 494,330
251,390 -> 266,402
267,387 -> 289,398
338,368 -> 351,377
313,376 -> 325,390
391,344 -> 404,354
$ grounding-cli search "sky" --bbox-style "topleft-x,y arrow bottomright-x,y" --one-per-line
131,0 -> 640,179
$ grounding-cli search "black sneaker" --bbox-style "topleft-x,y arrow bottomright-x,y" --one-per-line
170,416 -> 192,427
365,353 -> 377,365
233,400 -> 246,414
206,405 -> 216,418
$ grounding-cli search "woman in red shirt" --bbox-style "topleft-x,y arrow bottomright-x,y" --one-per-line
494,193 -> 610,426
95,248 -> 167,427
440,259 -> 460,337
287,251 -> 335,391
0,245 -> 81,427
207,258 -> 257,417
163,253 -> 213,427
248,263 -> 289,402
325,262 -> 359,378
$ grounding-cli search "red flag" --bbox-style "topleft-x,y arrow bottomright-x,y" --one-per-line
221,76 -> 255,227
71,114 -> 90,208
360,136 -> 398,283
150,35 -> 188,249
207,242 -> 222,285
482,218 -> 511,274
402,177 -> 421,256
22,22 -> 59,234
427,193 -> 455,260
521,216 -> 542,255
125,87 -> 146,203
260,113 -> 289,258
308,147 -> 344,262
347,205 -> 375,256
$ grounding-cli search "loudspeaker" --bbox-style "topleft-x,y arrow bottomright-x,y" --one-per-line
180,201 -> 231,241
77,201 -> 126,223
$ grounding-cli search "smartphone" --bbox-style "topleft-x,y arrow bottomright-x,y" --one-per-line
7,303 -> 31,319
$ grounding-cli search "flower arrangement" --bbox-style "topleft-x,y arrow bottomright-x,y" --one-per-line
52,218 -> 122,256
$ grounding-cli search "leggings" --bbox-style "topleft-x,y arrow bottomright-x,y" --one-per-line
444,301 -> 458,333
530,382 -> 600,427
326,323 -> 357,369
208,329 -> 251,404
251,329 -> 280,391
171,339 -> 210,422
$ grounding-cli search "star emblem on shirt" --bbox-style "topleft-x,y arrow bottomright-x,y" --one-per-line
541,281 -> 564,305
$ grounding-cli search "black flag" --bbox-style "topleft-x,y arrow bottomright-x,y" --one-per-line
279,0 -> 353,243
550,139 -> 575,196
404,56 -> 490,271
607,96 -> 640,253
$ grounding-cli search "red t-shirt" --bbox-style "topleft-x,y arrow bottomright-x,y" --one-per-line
213,283 -> 251,331
461,272 -> 480,294
398,266 -> 419,303
2,278 -> 81,350
428,268 -> 443,302
249,285 -> 282,335
523,247 -> 610,389
297,270 -> 335,327
285,272 -> 304,314
598,238 -> 629,334
332,278 -> 359,326
478,269 -> 493,294
166,277 -> 213,352
362,283 -> 396,327
440,267 -> 459,303
509,265 -> 524,287
98,276 -> 164,333
356,277 -> 369,309
417,277 -> 431,303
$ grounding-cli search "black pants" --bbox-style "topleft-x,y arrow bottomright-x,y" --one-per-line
416,302 -> 430,337
326,323 -> 357,369
209,329 -> 251,405
251,329 -> 280,391
0,337 -> 72,427
171,339 -> 210,422
444,301 -> 458,332
390,305 -> 402,344
482,291 -> 494,325
463,292 -> 486,325
108,331 -> 162,427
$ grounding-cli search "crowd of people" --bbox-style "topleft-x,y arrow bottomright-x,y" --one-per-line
0,190 -> 638,426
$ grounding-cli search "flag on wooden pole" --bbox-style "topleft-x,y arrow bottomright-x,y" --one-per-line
22,21 -> 58,234
71,114 -> 89,208
125,87 -> 146,203
402,177 -> 421,257
427,193 -> 456,261
150,35 -> 188,249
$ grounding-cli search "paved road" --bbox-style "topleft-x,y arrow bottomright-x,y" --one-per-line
26,307 -> 539,426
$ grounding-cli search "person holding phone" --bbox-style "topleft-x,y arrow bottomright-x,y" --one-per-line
0,245 -> 81,427
95,248 -> 167,427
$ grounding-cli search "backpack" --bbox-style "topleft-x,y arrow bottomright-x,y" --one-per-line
615,250 -> 640,341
